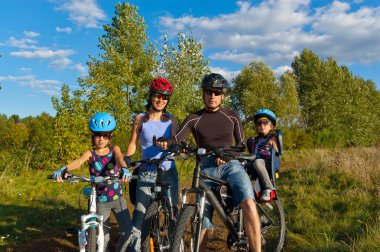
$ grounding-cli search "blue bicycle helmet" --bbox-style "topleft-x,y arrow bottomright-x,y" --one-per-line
253,109 -> 277,126
88,112 -> 116,132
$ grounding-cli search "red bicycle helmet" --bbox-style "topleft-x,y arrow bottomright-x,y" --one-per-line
149,78 -> 174,96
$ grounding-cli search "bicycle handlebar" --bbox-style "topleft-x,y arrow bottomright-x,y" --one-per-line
47,173 -> 138,182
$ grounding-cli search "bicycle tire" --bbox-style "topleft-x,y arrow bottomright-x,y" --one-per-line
86,227 -> 97,252
258,197 -> 286,252
141,200 -> 173,252
172,205 -> 199,252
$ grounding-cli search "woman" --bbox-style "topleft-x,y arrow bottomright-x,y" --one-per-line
125,78 -> 179,251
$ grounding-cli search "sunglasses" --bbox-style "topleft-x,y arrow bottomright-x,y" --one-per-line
152,93 -> 170,100
203,89 -> 224,96
93,132 -> 112,140
256,120 -> 271,126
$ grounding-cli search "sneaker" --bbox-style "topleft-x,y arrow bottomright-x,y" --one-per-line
260,189 -> 272,201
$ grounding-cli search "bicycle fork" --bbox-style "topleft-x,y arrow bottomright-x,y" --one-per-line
78,187 -> 105,252
181,187 -> 206,252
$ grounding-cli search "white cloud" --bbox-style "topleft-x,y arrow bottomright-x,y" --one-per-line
20,67 -> 32,73
10,49 -> 74,59
56,26 -> 73,33
49,57 -> 72,69
72,63 -> 88,76
209,67 -> 240,83
0,75 -> 61,96
55,0 -> 106,28
273,65 -> 293,76
24,31 -> 40,37
157,0 -> 380,67
7,37 -> 38,49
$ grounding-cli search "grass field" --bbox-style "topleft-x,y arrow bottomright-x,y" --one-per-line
1,147 -> 379,251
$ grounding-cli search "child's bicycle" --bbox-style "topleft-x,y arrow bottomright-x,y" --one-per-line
47,171 -> 137,252
171,146 -> 286,252
123,143 -> 193,252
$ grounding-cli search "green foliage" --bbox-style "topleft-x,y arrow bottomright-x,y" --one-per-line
78,2 -> 158,148
155,32 -> 210,123
22,113 -> 57,170
291,49 -> 380,148
231,61 -> 279,119
231,61 -> 302,149
52,85 -> 89,165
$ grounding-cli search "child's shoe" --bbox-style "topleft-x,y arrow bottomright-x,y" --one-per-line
260,189 -> 272,201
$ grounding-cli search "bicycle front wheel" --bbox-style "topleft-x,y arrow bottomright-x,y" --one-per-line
172,205 -> 201,252
86,227 -> 97,252
141,200 -> 173,252
258,198 -> 286,252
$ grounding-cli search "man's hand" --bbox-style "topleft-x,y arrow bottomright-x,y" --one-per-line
215,157 -> 226,166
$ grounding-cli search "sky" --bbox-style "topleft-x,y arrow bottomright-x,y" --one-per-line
1,0 -> 380,118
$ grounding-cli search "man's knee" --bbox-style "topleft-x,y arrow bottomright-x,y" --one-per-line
240,198 -> 257,213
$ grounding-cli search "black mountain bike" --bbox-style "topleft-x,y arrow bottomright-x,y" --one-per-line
171,146 -> 286,252
123,144 -> 193,252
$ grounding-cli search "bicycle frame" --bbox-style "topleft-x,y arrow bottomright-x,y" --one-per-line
180,148 -> 255,252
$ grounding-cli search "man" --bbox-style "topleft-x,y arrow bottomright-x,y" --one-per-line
156,73 -> 261,252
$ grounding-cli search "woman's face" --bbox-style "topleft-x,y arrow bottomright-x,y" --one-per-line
151,93 -> 169,111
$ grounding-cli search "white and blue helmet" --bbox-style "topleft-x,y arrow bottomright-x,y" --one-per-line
88,112 -> 116,132
253,109 -> 277,126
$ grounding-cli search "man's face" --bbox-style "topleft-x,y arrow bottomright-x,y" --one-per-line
203,88 -> 224,111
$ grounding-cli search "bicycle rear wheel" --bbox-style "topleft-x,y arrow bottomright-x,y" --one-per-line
172,205 -> 200,252
141,200 -> 173,252
257,198 -> 286,252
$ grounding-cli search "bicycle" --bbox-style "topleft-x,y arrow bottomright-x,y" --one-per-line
171,146 -> 286,252
125,143 -> 193,252
48,171 -> 137,252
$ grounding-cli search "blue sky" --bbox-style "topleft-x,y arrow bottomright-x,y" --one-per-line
1,0 -> 380,118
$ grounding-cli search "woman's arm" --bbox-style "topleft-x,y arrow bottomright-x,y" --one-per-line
126,114 -> 142,157
114,145 -> 128,168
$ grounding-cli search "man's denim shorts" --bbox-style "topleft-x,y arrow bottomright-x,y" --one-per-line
200,156 -> 255,229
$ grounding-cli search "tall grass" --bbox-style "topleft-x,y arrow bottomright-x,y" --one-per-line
280,147 -> 380,251
1,147 -> 379,251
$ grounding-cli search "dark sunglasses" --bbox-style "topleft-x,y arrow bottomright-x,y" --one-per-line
203,89 -> 224,96
93,132 -> 112,139
256,120 -> 271,126
152,93 -> 170,100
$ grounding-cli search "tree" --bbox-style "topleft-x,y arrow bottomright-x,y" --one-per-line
155,32 -> 210,123
52,85 -> 89,164
292,49 -> 380,147
23,113 -> 57,170
78,3 -> 157,148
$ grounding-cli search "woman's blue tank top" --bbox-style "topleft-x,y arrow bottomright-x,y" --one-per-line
139,112 -> 175,171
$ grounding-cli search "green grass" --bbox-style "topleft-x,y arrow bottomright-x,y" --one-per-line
1,147 -> 380,251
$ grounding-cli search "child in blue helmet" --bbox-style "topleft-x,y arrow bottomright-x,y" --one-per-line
246,109 -> 279,201
52,112 -> 132,252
